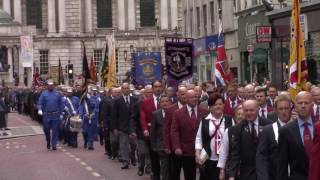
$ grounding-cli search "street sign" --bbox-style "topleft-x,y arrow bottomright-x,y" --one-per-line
247,44 -> 254,53
256,26 -> 272,43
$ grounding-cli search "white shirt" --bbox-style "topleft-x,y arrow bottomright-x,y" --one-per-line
187,105 -> 198,118
123,95 -> 130,104
229,98 -> 238,109
313,104 -> 320,116
278,118 -> 287,127
217,128 -> 229,168
195,113 -> 226,161
178,101 -> 183,109
259,105 -> 268,118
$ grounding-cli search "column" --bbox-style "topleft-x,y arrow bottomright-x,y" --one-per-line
7,47 -> 13,83
58,0 -> 66,33
85,0 -> 92,32
3,0 -> 11,15
14,0 -> 22,23
118,0 -> 125,30
160,0 -> 168,30
128,0 -> 135,30
48,0 -> 56,33
170,0 -> 178,30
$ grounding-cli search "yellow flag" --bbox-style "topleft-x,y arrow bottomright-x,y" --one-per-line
106,34 -> 117,88
288,0 -> 308,102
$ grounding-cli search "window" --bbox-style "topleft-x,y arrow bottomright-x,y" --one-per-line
26,0 -> 42,29
196,7 -> 200,36
140,0 -> 155,27
97,0 -> 112,28
210,1 -> 214,33
93,49 -> 103,72
115,48 -> 119,73
203,5 -> 207,36
39,50 -> 49,75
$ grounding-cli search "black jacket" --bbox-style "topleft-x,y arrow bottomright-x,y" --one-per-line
113,95 -> 137,133
256,121 -> 282,180
227,117 -> 272,180
150,109 -> 165,151
278,120 -> 309,180
129,100 -> 143,138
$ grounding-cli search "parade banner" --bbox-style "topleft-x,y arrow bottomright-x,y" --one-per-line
20,35 -> 34,67
49,65 -> 59,83
132,52 -> 162,86
165,38 -> 193,81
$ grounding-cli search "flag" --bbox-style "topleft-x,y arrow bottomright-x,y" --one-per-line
100,43 -> 109,86
215,21 -> 233,87
33,67 -> 40,87
106,34 -> 117,88
288,0 -> 308,101
89,56 -> 97,82
82,44 -> 91,84
58,58 -> 64,85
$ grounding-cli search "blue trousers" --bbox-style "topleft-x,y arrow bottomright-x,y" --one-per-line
83,120 -> 97,148
43,119 -> 60,148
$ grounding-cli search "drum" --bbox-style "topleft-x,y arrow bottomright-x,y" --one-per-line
69,115 -> 83,132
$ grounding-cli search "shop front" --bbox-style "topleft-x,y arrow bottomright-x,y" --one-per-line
238,12 -> 271,84
267,1 -> 320,88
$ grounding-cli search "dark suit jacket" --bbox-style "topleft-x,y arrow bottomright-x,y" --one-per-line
140,97 -> 156,133
129,100 -> 143,139
267,111 -> 278,123
278,120 -> 309,180
163,103 -> 179,151
170,106 -> 209,156
104,96 -> 116,130
227,117 -> 272,180
113,96 -> 137,133
256,121 -> 282,180
150,109 -> 165,151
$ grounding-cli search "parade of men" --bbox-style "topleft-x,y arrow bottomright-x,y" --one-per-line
1,0 -> 320,179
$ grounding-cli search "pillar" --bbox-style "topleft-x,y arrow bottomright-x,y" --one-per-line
160,0 -> 168,30
128,0 -> 135,30
118,0 -> 125,30
58,0 -> 66,33
48,0 -> 56,33
14,0 -> 22,23
85,0 -> 92,32
170,0 -> 178,30
7,47 -> 13,83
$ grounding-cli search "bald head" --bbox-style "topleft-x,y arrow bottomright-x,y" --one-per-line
243,99 -> 259,121
245,84 -> 255,99
186,90 -> 198,107
295,91 -> 313,121
177,86 -> 187,104
144,85 -> 153,98
311,87 -> 320,105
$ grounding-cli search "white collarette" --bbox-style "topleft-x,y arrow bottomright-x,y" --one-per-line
205,113 -> 223,122
278,118 -> 287,127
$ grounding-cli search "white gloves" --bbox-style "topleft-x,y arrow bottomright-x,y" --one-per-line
73,111 -> 77,115
38,110 -> 43,116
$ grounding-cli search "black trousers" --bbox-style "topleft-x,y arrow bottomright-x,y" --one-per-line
145,140 -> 160,180
171,155 -> 196,180
199,160 -> 219,180
104,128 -> 112,155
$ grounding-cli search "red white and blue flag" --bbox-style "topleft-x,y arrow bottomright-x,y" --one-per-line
215,22 -> 233,86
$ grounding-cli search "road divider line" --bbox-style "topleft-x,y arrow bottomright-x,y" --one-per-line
92,172 -> 101,177
80,162 -> 87,166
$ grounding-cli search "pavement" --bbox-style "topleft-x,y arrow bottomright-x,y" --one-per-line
0,113 -> 151,180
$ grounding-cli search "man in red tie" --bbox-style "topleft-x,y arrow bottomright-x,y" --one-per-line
311,87 -> 320,121
140,80 -> 163,180
309,121 -> 320,180
278,91 -> 314,180
224,84 -> 242,117
170,90 -> 209,180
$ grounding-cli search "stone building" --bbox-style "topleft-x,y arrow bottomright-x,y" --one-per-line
0,0 -> 182,87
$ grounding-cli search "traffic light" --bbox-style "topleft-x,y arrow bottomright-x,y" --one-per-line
68,64 -> 73,80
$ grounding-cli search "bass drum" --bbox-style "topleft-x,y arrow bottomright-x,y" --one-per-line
69,115 -> 83,132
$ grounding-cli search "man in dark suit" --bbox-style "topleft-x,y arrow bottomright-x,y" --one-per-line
171,90 -> 209,180
150,95 -> 172,180
267,86 -> 277,108
140,80 -> 164,179
278,91 -> 315,180
311,87 -> 320,121
256,94 -> 292,180
113,82 -> 137,169
255,88 -> 273,119
224,84 -> 242,117
227,99 -> 272,180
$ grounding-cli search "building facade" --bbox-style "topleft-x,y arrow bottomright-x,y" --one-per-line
182,0 -> 240,83
0,0 -> 182,87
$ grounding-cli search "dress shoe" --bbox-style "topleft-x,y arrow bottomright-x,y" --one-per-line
88,146 -> 94,150
137,170 -> 144,176
111,156 -> 116,160
4,128 -> 10,130
84,143 -> 87,149
47,144 -> 51,150
131,160 -> 136,166
121,164 -> 129,169
52,147 -> 57,150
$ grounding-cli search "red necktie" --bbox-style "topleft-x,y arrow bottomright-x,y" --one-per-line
303,123 -> 313,157
316,106 -> 320,121
191,108 -> 196,120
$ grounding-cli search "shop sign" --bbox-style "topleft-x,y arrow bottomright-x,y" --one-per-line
256,26 -> 272,43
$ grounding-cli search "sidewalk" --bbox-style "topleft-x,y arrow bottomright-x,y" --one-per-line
0,113 -> 43,140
